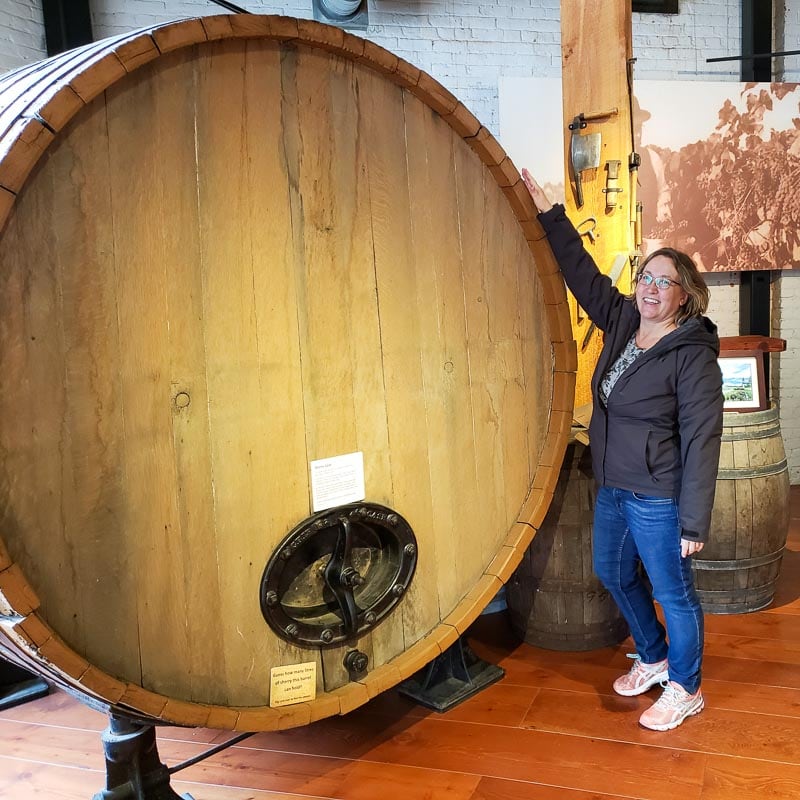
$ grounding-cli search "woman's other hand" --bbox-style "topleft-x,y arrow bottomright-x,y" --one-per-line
681,538 -> 704,558
521,168 -> 553,214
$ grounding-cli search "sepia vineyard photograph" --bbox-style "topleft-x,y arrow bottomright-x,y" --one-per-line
636,81 -> 800,272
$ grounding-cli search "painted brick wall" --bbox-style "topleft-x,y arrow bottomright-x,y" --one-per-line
774,271 -> 800,481
780,0 -> 799,82
705,274 -> 740,339
0,0 -> 46,74
88,0 -> 742,134
632,0 -> 741,82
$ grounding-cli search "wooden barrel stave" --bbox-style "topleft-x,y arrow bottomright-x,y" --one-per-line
506,442 -> 629,651
0,17 -> 572,728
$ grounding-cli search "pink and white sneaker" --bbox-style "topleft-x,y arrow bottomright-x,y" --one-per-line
639,680 -> 704,731
612,654 -> 669,697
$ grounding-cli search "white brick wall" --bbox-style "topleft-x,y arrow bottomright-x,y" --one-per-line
633,0 -> 741,81
705,273 -> 740,339
88,0 -> 564,132
774,271 -> 800,482
88,0 -> 741,133
2,0 -> 799,480
0,0 -> 46,74
781,0 -> 799,82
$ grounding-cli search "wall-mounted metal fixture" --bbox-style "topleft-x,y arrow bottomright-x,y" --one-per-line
603,160 -> 622,211
313,0 -> 368,30
707,49 -> 800,63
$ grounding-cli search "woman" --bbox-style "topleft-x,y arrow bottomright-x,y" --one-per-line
522,169 -> 723,731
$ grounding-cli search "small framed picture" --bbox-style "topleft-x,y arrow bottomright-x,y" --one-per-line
718,350 -> 767,412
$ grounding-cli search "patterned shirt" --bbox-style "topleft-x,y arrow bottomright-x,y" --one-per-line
599,333 -> 644,406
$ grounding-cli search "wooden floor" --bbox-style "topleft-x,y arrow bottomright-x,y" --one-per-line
3,487 -> 800,800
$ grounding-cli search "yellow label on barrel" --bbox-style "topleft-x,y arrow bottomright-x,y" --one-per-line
269,662 -> 317,708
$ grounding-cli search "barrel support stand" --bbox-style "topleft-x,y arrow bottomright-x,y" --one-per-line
0,656 -> 49,711
397,636 -> 504,712
93,715 -> 193,800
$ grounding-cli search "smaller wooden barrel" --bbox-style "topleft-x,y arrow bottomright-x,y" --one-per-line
506,441 -> 629,650
693,405 -> 790,614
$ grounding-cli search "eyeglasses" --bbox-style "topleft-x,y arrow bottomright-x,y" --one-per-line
638,272 -> 681,290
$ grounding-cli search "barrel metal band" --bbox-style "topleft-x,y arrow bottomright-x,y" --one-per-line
720,424 -> 782,442
696,582 -> 775,594
692,547 -> 784,571
716,459 -> 787,480
722,407 -> 778,427
696,592 -> 773,614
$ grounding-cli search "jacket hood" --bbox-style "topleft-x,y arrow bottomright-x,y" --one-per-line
674,315 -> 720,355
637,313 -> 720,357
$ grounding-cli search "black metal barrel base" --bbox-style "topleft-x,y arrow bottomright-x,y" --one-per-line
397,636 -> 504,712
93,715 -> 193,800
0,657 -> 49,711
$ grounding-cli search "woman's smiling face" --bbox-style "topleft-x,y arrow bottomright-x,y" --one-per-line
636,255 -> 689,325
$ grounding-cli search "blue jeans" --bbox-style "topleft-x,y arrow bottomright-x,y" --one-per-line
593,486 -> 704,693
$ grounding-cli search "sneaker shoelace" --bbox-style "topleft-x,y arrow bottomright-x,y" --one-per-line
625,653 -> 643,673
653,681 -> 686,709
625,653 -> 658,679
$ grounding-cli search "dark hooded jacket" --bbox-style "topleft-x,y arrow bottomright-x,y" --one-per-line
539,204 -> 723,542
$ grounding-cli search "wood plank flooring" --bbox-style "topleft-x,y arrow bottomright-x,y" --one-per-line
2,486 -> 799,799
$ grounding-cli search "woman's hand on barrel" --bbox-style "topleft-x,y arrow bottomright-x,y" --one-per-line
521,169 -> 553,214
681,538 -> 704,558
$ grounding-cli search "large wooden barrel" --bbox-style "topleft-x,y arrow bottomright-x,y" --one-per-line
0,16 -> 573,730
693,405 -> 791,613
506,441 -> 629,650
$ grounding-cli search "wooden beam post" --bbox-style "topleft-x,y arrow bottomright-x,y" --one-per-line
560,0 -> 635,406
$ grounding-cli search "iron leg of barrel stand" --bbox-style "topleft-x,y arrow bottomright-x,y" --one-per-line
397,636 -> 504,712
93,714 -> 193,800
